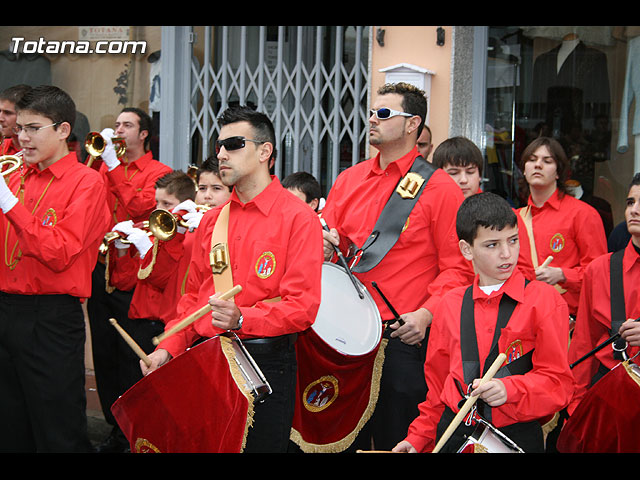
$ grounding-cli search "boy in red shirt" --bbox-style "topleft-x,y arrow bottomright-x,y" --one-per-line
0,85 -> 110,452
432,136 -> 483,199
567,172 -> 640,414
393,192 -> 574,453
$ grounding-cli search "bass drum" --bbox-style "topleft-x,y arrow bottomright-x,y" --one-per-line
312,262 -> 382,356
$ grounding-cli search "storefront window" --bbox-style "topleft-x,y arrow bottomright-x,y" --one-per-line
0,26 -> 161,161
484,26 -> 639,234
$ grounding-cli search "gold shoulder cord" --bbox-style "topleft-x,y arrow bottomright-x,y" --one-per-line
4,173 -> 55,270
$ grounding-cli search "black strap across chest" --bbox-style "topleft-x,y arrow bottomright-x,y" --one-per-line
610,248 -> 626,359
351,155 -> 436,273
460,280 -> 532,420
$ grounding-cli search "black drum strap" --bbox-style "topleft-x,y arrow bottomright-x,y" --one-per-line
610,249 -> 626,360
352,156 -> 435,273
460,280 -> 532,421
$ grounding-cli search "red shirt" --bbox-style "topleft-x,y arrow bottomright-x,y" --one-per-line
158,178 -> 324,358
405,269 -> 574,452
99,151 -> 172,227
567,241 -> 640,414
517,189 -> 607,315
0,153 -> 111,297
320,147 -> 474,319
1,137 -> 20,156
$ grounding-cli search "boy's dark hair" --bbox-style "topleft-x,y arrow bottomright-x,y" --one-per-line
0,84 -> 33,105
518,136 -> 569,196
197,155 -> 232,192
156,170 -> 196,202
282,171 -> 322,204
217,105 -> 277,163
377,82 -> 427,138
16,85 -> 76,134
456,192 -> 517,244
120,107 -> 153,151
630,172 -> 640,190
432,136 -> 484,175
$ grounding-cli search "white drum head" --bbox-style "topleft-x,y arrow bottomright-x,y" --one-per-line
312,262 -> 382,356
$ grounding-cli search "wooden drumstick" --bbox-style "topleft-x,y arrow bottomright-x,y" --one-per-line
109,318 -> 152,368
152,285 -> 242,346
431,353 -> 507,453
540,255 -> 553,269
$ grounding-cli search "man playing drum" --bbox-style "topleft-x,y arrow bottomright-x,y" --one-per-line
321,82 -> 474,451
567,172 -> 640,414
393,193 -> 574,453
143,106 -> 324,453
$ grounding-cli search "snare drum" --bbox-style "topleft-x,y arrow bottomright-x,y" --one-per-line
312,262 -> 382,356
457,421 -> 524,453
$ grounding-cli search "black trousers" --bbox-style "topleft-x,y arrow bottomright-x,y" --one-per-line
350,331 -> 429,452
0,292 -> 93,452
242,335 -> 298,453
86,262 -> 134,428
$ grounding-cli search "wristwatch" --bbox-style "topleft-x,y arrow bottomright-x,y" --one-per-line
233,313 -> 244,330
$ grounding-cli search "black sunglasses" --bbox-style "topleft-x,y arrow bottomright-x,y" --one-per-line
215,136 -> 264,154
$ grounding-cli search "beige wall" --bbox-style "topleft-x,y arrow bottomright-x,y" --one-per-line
370,26 -> 452,157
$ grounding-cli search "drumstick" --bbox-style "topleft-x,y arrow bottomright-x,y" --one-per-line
320,217 -> 364,299
570,316 -> 640,369
372,281 -> 421,348
152,285 -> 242,346
109,318 -> 152,368
431,353 -> 507,453
540,255 -> 553,269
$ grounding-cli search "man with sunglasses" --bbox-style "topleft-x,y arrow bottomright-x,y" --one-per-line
0,85 -> 111,452
145,106 -> 324,453
321,82 -> 474,451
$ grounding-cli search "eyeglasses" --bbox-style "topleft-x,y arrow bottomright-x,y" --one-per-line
215,136 -> 265,154
369,108 -> 414,120
12,122 -> 60,135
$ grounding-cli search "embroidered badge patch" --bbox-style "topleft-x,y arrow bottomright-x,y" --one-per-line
255,251 -> 276,279
550,233 -> 565,253
303,375 -> 339,412
505,340 -> 523,364
42,208 -> 57,227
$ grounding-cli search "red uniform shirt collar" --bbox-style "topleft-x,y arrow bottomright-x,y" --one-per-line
472,267 -> 526,304
23,152 -> 77,179
623,238 -> 640,273
527,188 -> 562,211
229,175 -> 282,216
368,146 -> 419,178
125,151 -> 153,170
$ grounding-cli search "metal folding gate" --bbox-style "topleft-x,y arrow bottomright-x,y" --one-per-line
187,26 -> 371,193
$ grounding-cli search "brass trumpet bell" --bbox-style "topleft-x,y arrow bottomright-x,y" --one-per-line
85,131 -> 127,167
148,209 -> 178,242
1,155 -> 22,184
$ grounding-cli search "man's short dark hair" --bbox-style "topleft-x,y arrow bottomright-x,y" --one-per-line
433,136 -> 484,175
377,82 -> 427,137
16,85 -> 76,134
121,107 -> 153,151
282,171 -> 322,204
456,192 -> 517,245
217,105 -> 277,163
0,84 -> 33,105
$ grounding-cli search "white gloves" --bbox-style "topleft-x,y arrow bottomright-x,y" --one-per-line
0,178 -> 18,214
127,228 -> 153,259
112,220 -> 135,250
100,128 -> 120,171
172,199 -> 203,232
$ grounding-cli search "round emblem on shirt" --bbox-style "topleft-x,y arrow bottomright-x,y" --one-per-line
549,233 -> 565,253
255,251 -> 276,279
42,208 -> 57,227
505,340 -> 523,364
303,375 -> 339,412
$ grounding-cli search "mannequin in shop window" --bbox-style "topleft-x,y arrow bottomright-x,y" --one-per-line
531,32 -> 611,197
617,33 -> 640,175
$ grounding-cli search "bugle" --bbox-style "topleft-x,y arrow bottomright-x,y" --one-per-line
1,153 -> 22,183
85,131 -> 126,168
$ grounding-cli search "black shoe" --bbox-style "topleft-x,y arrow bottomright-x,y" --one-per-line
95,428 -> 130,453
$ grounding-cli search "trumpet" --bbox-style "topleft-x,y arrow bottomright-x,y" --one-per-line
1,153 -> 22,183
99,205 -> 211,254
85,131 -> 126,168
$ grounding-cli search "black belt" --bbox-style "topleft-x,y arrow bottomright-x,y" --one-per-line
0,291 -> 80,306
243,333 -> 297,355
